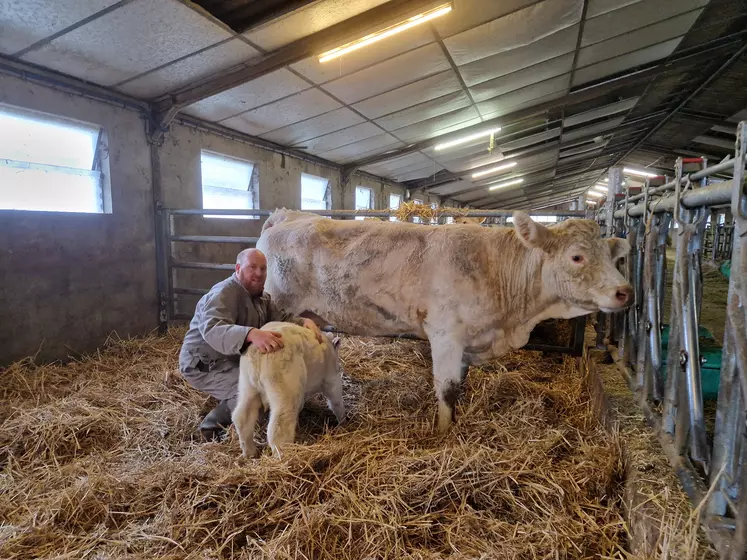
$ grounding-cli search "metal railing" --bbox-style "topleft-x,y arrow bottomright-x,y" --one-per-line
154,208 -> 589,355
597,121 -> 747,559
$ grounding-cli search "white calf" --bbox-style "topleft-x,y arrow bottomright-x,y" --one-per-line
232,321 -> 345,458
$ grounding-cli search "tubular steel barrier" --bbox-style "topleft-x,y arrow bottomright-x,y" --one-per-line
154,208 -> 589,357
597,121 -> 747,559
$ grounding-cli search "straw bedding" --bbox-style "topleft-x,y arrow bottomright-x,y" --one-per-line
1,328 -> 632,559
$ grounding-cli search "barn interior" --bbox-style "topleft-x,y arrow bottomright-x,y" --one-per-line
1,0 -> 746,558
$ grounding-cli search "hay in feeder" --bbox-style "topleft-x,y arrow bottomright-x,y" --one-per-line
0,328 -> 657,559
392,202 -> 470,223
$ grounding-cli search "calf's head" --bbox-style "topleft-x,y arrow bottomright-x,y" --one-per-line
513,211 -> 633,313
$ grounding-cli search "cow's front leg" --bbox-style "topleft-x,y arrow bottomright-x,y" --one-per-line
430,339 -> 465,433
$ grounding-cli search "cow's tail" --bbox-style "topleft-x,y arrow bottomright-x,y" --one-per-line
261,208 -> 291,235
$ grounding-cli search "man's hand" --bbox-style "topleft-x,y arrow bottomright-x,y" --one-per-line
247,328 -> 284,353
302,318 -> 324,344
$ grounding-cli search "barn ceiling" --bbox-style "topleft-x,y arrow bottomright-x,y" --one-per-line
2,0 -> 747,210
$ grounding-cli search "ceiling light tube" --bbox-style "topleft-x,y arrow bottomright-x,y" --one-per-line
434,127 -> 501,151
623,167 -> 658,178
472,160 -> 517,178
587,200 -> 598,205
319,3 -> 453,63
586,190 -> 604,198
488,178 -> 523,191
593,185 -> 608,191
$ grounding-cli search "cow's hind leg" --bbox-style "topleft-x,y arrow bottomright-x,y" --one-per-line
232,388 -> 261,459
430,338 -> 465,433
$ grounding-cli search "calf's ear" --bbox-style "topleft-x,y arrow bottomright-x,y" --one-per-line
607,237 -> 630,261
332,336 -> 342,349
513,211 -> 551,250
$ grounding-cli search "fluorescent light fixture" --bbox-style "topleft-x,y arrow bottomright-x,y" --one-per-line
586,190 -> 604,198
434,127 -> 501,151
593,185 -> 608,192
488,178 -> 523,191
319,3 -> 453,63
603,178 -> 608,182
472,161 -> 517,178
587,200 -> 598,205
624,167 -> 658,178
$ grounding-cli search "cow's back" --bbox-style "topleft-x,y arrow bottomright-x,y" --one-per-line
257,212 -> 501,336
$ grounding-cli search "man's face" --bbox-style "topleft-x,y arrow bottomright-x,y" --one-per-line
236,251 -> 267,296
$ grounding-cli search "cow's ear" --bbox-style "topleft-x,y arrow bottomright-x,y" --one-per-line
513,211 -> 550,250
607,237 -> 630,261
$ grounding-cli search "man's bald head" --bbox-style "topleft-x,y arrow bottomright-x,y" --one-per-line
236,248 -> 266,266
235,248 -> 267,296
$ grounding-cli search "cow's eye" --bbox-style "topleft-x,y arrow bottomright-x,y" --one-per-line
572,255 -> 583,263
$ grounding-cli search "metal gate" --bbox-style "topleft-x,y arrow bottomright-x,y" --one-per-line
596,121 -> 747,559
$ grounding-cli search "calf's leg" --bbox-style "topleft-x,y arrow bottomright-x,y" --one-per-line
265,388 -> 303,458
323,373 -> 345,424
231,389 -> 261,459
430,338 -> 465,433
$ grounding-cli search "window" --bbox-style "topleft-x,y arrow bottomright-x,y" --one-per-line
354,186 -> 373,220
506,215 -> 558,224
301,173 -> 330,210
413,198 -> 423,223
430,202 -> 438,224
0,105 -> 108,213
389,193 -> 401,221
201,151 -> 257,219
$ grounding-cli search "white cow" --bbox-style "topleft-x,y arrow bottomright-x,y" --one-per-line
257,210 -> 632,432
231,321 -> 344,458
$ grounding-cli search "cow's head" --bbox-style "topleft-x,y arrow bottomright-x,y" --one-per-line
512,211 -> 633,313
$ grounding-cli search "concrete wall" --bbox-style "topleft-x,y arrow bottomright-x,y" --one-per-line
0,74 -> 157,366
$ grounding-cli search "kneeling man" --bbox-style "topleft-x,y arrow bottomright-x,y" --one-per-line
178,248 -> 322,441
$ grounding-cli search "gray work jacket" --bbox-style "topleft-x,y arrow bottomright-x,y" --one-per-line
178,273 -> 304,372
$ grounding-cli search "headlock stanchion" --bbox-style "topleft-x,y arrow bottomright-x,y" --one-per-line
603,121 -> 747,559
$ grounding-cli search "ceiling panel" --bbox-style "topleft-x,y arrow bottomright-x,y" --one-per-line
435,151 -> 513,173
390,106 -> 481,143
21,0 -> 232,86
458,25 -> 578,87
476,75 -> 569,116
301,122 -> 383,153
395,164 -> 445,182
243,0 -> 389,51
576,10 -> 702,68
1,0 -> 121,55
469,54 -> 574,103
260,107 -> 365,146
443,0 -> 582,66
374,91 -> 472,131
219,88 -> 342,136
116,39 -> 259,99
587,0 -> 641,19
500,128 -> 561,151
469,54 -> 573,103
581,0 -> 708,46
352,70 -> 462,119
182,69 -> 310,122
404,115 -> 483,145
321,43 -> 451,104
563,97 -> 639,127
363,152 -> 434,176
290,26 -> 434,85
322,134 -> 404,164
427,179 -> 474,196
572,38 -> 682,86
